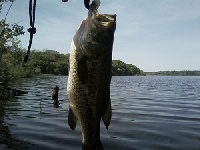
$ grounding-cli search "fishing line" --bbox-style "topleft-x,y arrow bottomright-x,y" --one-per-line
0,0 -> 14,35
23,0 -> 37,64
4,0 -> 14,21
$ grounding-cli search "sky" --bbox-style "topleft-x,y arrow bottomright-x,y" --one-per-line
1,0 -> 200,72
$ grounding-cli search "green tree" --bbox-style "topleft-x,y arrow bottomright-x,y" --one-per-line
0,22 -> 24,83
0,0 -> 24,83
112,60 -> 145,76
28,50 -> 69,75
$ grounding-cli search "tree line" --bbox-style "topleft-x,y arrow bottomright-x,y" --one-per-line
28,50 -> 145,76
1,47 -> 145,81
146,71 -> 200,76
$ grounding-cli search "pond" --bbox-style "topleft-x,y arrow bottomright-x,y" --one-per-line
1,76 -> 200,150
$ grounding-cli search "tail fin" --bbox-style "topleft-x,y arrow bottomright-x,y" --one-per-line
82,140 -> 104,150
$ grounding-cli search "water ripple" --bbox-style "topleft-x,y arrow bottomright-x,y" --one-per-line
2,76 -> 200,150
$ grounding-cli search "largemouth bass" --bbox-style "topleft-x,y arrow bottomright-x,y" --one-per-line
67,2 -> 116,150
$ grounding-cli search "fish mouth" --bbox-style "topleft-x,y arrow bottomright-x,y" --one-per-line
95,14 -> 116,30
87,1 -> 116,30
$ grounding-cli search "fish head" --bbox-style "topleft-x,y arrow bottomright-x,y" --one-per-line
75,5 -> 116,57
88,4 -> 116,33
91,13 -> 116,39
86,9 -> 116,55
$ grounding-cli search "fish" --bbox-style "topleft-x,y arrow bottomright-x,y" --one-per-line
67,1 -> 116,150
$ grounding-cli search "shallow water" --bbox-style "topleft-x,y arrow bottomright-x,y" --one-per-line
1,76 -> 200,150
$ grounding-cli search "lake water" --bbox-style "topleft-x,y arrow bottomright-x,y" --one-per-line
0,76 -> 200,150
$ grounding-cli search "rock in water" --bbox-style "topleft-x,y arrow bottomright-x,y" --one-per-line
67,2 -> 116,150
52,86 -> 59,108
52,86 -> 59,101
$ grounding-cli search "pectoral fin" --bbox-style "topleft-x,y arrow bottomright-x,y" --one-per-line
68,106 -> 77,130
102,99 -> 112,130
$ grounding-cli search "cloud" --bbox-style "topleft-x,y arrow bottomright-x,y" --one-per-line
1,0 -> 200,71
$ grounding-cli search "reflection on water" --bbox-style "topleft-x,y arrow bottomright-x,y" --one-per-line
0,97 -> 32,150
1,76 -> 200,150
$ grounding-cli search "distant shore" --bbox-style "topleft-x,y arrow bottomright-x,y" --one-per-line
145,70 -> 200,76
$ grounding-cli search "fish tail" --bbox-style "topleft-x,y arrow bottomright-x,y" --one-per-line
82,140 -> 104,150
